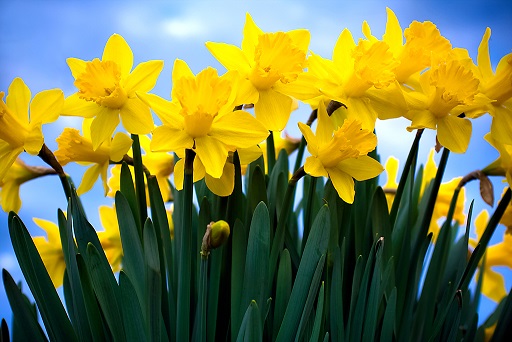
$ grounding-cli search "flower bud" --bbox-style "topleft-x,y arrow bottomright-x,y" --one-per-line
209,220 -> 230,249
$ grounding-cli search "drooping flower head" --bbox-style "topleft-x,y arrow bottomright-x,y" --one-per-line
299,101 -> 383,203
54,119 -> 132,195
206,13 -> 316,131
0,78 -> 63,179
62,34 -> 164,150
482,133 -> 512,187
139,59 -> 269,181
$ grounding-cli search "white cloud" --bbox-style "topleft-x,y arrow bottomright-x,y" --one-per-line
161,17 -> 206,39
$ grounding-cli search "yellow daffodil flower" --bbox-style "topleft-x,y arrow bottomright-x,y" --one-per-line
62,34 -> 163,150
107,135 -> 174,203
308,27 -> 401,130
55,119 -> 132,195
472,28 -> 512,144
405,59 -> 491,153
383,156 -> 400,209
469,210 -> 509,303
483,133 -> 512,187
299,101 -> 383,204
32,218 -> 66,288
205,13 -> 317,131
139,59 -> 269,180
0,158 -> 56,213
0,78 -> 64,180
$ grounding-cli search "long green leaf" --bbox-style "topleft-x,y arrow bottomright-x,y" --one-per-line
309,282 -> 325,342
144,219 -> 162,342
119,272 -> 147,341
273,249 -> 292,341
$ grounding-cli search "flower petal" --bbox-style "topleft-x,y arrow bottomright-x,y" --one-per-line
90,107 -> 120,150
286,29 -> 310,53
61,93 -> 101,118
109,132 -> 133,162
30,89 -> 64,124
173,158 -> 184,191
437,115 -> 472,153
316,101 -> 335,146
77,164 -> 102,195
327,167 -> 355,204
491,105 -> 512,145
0,142 -> 23,180
151,125 -> 192,152
477,28 -> 494,80
66,58 -> 87,79
406,109 -> 437,131
124,60 -> 164,94
137,92 -> 182,127
211,110 -> 269,149
102,34 -> 133,78
25,124 -> 44,155
241,13 -> 263,57
304,156 -> 328,178
119,97 -> 154,135
383,7 -> 403,54
205,42 -> 252,73
1,180 -> 22,213
254,89 -> 292,131
205,161 -> 235,197
337,155 -> 384,181
195,136 -> 228,178
6,78 -> 31,126
298,122 -> 318,156
333,29 -> 356,80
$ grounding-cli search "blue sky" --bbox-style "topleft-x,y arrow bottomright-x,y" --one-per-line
1,0 -> 511,327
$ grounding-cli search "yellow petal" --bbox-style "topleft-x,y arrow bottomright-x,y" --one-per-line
337,155 -> 384,181
66,58 -> 87,79
304,156 -> 328,178
383,7 -> 403,55
344,97 -> 378,131
241,13 -> 263,57
205,42 -> 252,73
407,109 -> 437,131
477,28 -> 493,80
109,133 -> 133,162
481,267 -> 507,303
384,156 -> 399,189
332,29 -> 356,80
286,29 -> 310,53
151,126 -> 192,152
437,115 -> 472,153
298,122 -> 318,156
316,101 -> 335,146
274,73 -> 321,101
173,158 -> 185,191
119,98 -> 153,135
211,110 -> 269,148
0,143 -> 23,181
327,167 -> 355,204
90,107 -> 120,150
124,60 -> 164,94
102,34 -> 133,78
61,93 -> 101,118
24,124 -> 44,155
6,78 -> 30,126
491,105 -> 512,145
137,92 -> 182,127
1,180 -> 22,213
238,145 -> 263,165
194,136 -> 228,178
205,161 -> 235,197
29,89 -> 64,124
254,89 -> 292,131
77,164 -> 103,195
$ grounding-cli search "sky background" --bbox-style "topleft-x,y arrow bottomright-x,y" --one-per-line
1,0 -> 511,328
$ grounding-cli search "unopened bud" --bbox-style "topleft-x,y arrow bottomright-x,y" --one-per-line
201,220 -> 230,258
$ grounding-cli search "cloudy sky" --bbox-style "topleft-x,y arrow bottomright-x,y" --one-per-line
1,0 -> 511,325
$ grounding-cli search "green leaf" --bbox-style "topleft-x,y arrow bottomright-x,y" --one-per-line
115,191 -> 146,305
119,272 -> 147,341
232,220 -> 248,340
245,165 -> 268,227
330,245 -> 344,342
144,219 -> 162,342
2,269 -> 47,342
309,282 -> 325,342
120,162 -> 141,237
276,205 -> 330,342
86,243 -> 125,341
8,213 -> 77,342
273,249 -> 292,341
380,287 -> 397,341
240,202 -> 270,327
236,301 -> 262,342
130,134 -> 148,229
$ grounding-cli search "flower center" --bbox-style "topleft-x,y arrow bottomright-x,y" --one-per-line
74,58 -> 128,109
249,32 -> 306,90
317,118 -> 377,168
55,128 -> 110,165
428,60 -> 479,116
183,111 -> 215,139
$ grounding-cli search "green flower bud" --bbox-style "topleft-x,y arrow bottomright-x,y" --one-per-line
201,220 -> 230,258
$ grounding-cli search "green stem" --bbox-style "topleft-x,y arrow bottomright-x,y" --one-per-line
389,129 -> 424,225
131,134 -> 148,229
197,255 -> 208,342
177,148 -> 195,342
267,131 -> 276,175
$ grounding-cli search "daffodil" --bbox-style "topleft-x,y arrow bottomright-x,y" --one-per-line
107,135 -> 174,203
469,210 -> 509,303
0,78 -> 64,180
62,34 -> 164,149
307,27 -> 402,130
482,133 -> 512,187
382,156 -> 400,209
205,13 -> 317,131
0,158 -> 56,213
405,59 -> 491,153
32,218 -> 66,288
471,27 -> 512,144
138,59 -> 269,181
97,205 -> 123,272
54,119 -> 132,195
299,102 -> 383,204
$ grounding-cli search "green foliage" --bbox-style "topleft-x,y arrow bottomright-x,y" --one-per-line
3,137 -> 512,341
